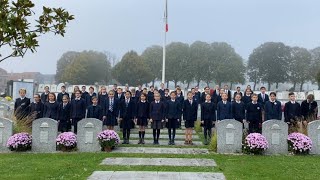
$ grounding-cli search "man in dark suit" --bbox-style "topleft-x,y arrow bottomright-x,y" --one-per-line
70,90 -> 86,134
14,88 -> 31,120
223,85 -> 232,102
258,86 -> 269,106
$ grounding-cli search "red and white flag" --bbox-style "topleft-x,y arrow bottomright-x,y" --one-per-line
164,0 -> 168,32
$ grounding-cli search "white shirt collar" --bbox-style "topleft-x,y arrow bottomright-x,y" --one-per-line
252,101 -> 257,104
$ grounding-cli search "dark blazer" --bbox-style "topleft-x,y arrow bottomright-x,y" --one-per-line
43,101 -> 59,120
201,102 -> 216,121
176,94 -> 184,105
57,92 -> 70,103
57,103 -> 71,122
86,92 -> 97,106
161,95 -> 171,102
194,92 -> 201,103
158,89 -> 165,97
242,95 -> 252,107
135,101 -> 150,119
224,90 -> 232,102
182,99 -> 198,121
98,93 -> 108,107
81,91 -> 89,100
14,97 -> 31,119
29,102 -> 44,119
217,101 -> 233,120
70,98 -> 86,119
233,92 -> 243,100
86,104 -> 103,120
40,93 -> 49,103
301,100 -> 318,119
165,100 -> 182,119
265,100 -> 282,120
232,101 -> 245,120
258,93 -> 269,106
135,90 -> 143,98
246,102 -> 263,122
149,101 -> 165,121
119,99 -> 136,119
115,93 -> 125,101
104,98 -> 119,117
200,92 -> 208,104
284,101 -> 301,122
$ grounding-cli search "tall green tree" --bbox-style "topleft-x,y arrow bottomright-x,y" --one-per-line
141,45 -> 162,86
288,47 -> 312,91
0,0 -> 74,62
58,51 -> 112,84
248,42 -> 290,90
310,47 -> 320,90
113,51 -> 152,86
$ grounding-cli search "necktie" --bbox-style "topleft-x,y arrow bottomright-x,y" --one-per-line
109,99 -> 113,111
126,100 -> 129,107
190,100 -> 192,105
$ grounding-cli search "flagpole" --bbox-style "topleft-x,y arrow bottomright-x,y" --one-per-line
161,0 -> 167,84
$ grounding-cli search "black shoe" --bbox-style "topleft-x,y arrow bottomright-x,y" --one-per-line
142,139 -> 145,144
204,139 -> 208,145
126,140 -> 130,144
122,140 -> 126,144
171,140 -> 175,145
156,140 -> 160,145
138,139 -> 142,144
168,140 -> 172,145
153,141 -> 157,145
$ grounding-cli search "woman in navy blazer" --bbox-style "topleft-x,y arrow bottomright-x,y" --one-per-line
70,90 -> 86,134
264,92 -> 282,120
119,91 -> 136,144
57,95 -> 71,132
103,90 -> 119,130
135,93 -> 149,144
149,93 -> 165,145
201,94 -> 216,145
43,93 -> 59,120
183,92 -> 198,145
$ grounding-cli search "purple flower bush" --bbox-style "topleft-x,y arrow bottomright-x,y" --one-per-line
288,132 -> 312,155
243,133 -> 269,155
7,132 -> 32,151
97,130 -> 120,148
56,132 -> 77,151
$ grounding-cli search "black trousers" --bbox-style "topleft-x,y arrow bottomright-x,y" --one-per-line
249,121 -> 260,133
72,118 -> 82,134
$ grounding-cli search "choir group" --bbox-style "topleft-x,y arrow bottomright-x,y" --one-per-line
14,83 -> 318,145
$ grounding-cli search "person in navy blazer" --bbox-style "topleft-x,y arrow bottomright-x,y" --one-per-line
200,87 -> 211,104
57,95 -> 71,132
284,92 -> 301,124
201,94 -> 216,145
86,96 -> 103,120
57,85 -> 69,103
115,88 -> 125,101
194,86 -> 201,103
165,91 -> 182,145
232,93 -> 246,125
149,93 -> 165,145
135,93 -> 150,144
29,94 -> 44,120
258,87 -> 269,107
242,89 -> 253,108
43,93 -> 59,120
103,90 -> 119,130
217,93 -> 233,120
119,91 -> 136,144
246,94 -> 263,133
98,86 -> 108,107
40,86 -> 50,103
223,85 -> 232,102
147,86 -> 155,103
264,92 -> 282,120
14,88 -> 31,120
86,86 -> 97,107
70,90 -> 86,134
183,92 -> 198,145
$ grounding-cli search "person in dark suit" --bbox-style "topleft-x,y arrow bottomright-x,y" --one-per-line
81,86 -> 89,100
200,87 -> 211,104
161,88 -> 170,102
147,86 -> 155,103
40,86 -> 50,103
119,91 -> 136,144
258,86 -> 269,107
149,93 -> 165,145
223,85 -> 232,102
86,96 -> 103,120
158,83 -> 165,98
284,92 -> 301,124
135,85 -> 143,98
301,94 -> 318,121
165,91 -> 182,145
29,94 -> 44,120
71,86 -> 80,100
57,85 -> 69,103
43,93 -> 59,120
112,84 -> 118,93
246,94 -> 263,133
217,93 -> 233,120
183,91 -> 198,145
103,90 -> 119,130
242,88 -> 252,107
232,93 -> 246,126
135,93 -> 149,144
130,88 -> 139,103
57,95 -> 71,132
212,85 -> 220,105
233,87 -> 243,101
264,92 -> 282,120
86,86 -> 97,107
175,87 -> 184,128
98,86 -> 108,107
115,88 -> 125,101
201,94 -> 216,145
70,90 -> 86,134
194,86 -> 201,104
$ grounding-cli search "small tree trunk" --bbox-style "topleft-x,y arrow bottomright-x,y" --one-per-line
300,82 -> 304,92
166,81 -> 169,88
230,83 -> 233,90
174,81 -> 177,87
293,82 -> 296,91
276,82 -> 279,89
268,82 -> 271,91
197,79 -> 200,87
152,80 -> 155,86
187,81 -> 190,89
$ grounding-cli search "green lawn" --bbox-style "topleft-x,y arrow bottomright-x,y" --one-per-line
0,152 -> 319,180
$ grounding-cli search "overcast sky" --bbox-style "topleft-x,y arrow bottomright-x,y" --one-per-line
1,0 -> 320,74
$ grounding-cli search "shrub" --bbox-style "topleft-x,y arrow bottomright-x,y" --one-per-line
7,132 -> 32,151
243,133 -> 268,155
56,132 -> 77,151
97,130 -> 120,148
288,132 -> 312,155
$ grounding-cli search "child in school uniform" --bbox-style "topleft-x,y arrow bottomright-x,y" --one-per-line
183,91 -> 198,145
86,96 -> 103,120
98,86 -> 108,107
200,87 -> 210,104
71,86 -> 80,100
29,94 -> 44,120
119,91 -> 136,144
147,86 -> 155,103
86,86 -> 97,107
232,93 -> 246,126
264,92 -> 282,120
116,88 -> 125,101
15,89 -> 31,120
57,85 -> 69,103
301,94 -> 318,122
57,95 -> 71,132
165,91 -> 182,145
40,86 -> 50,103
103,90 -> 119,130
149,93 -> 165,145
242,88 -> 252,107
217,93 -> 233,121
246,94 -> 263,133
201,94 -> 216,145
135,85 -> 143,98
284,92 -> 301,125
131,88 -> 138,103
70,90 -> 86,134
43,92 -> 59,120
81,86 -> 89,100
162,88 -> 170,102
135,93 -> 149,144
258,86 -> 269,107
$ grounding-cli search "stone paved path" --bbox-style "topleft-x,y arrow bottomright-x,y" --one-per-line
123,139 -> 203,146
111,147 -> 209,154
129,134 -> 200,140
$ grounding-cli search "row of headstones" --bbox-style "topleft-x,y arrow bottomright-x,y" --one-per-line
0,118 -> 103,152
217,119 -> 320,154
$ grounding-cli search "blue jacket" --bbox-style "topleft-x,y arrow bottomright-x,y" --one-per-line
165,100 -> 182,119
149,101 -> 165,121
232,101 -> 245,120
183,99 -> 198,121
70,98 -> 86,119
217,101 -> 233,120
86,104 -> 103,120
265,100 -> 282,120
201,102 -> 216,121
